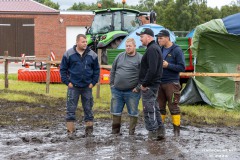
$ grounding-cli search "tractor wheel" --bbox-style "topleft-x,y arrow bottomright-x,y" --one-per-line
100,37 -> 123,65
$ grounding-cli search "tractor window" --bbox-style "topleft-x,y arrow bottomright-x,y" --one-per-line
90,13 -> 112,34
113,12 -> 121,31
123,12 -> 140,32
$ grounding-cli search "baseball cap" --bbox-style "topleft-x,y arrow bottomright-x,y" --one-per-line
136,28 -> 154,37
155,29 -> 170,37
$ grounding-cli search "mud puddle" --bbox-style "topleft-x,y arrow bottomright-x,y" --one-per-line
0,121 -> 239,160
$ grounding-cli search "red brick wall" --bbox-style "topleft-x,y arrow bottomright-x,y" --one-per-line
0,14 -> 94,60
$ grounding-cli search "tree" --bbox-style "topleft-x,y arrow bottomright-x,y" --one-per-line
99,0 -> 118,8
221,4 -> 240,17
34,0 -> 59,10
69,2 -> 92,10
64,0 -> 239,31
154,0 -> 177,30
237,0 -> 240,6
139,0 -> 155,11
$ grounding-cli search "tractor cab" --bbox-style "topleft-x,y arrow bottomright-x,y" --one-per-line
86,8 -> 141,64
87,8 -> 141,35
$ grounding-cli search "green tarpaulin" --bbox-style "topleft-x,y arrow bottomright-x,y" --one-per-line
180,19 -> 240,110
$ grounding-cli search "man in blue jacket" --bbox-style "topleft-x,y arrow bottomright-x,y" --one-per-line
155,30 -> 185,136
60,34 -> 100,137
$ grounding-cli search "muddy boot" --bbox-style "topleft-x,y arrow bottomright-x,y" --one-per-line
111,115 -> 121,134
173,125 -> 180,137
172,115 -> 180,136
66,121 -> 76,139
157,125 -> 165,140
85,121 -> 94,137
129,116 -> 138,135
148,130 -> 158,141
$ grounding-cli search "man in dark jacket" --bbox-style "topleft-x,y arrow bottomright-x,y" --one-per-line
136,28 -> 165,140
155,30 -> 185,136
60,34 -> 100,137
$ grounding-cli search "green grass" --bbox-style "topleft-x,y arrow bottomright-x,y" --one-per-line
0,73 -> 18,80
0,74 -> 240,127
181,105 -> 240,126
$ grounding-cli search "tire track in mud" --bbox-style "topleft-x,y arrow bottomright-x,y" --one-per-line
0,98 -> 240,159
0,121 -> 239,160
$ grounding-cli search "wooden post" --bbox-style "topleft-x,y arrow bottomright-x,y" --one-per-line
234,65 -> 240,102
96,49 -> 102,98
46,56 -> 51,94
4,51 -> 9,89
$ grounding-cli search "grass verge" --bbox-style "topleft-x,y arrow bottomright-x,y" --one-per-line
0,74 -> 240,127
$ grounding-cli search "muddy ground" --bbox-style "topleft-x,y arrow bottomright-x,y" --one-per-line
0,99 -> 240,160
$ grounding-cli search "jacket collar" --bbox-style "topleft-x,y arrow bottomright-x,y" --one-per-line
73,45 -> 90,57
147,40 -> 155,48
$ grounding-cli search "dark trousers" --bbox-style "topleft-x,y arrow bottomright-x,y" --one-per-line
66,86 -> 94,122
141,85 -> 163,131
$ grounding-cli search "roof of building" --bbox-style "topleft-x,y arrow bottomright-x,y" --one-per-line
0,0 -> 59,14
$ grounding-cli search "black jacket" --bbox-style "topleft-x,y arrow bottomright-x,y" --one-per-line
139,40 -> 163,87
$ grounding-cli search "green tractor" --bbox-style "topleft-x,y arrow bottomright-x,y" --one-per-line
86,8 -> 142,64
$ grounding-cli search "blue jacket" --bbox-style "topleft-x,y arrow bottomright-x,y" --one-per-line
161,43 -> 185,84
60,45 -> 100,88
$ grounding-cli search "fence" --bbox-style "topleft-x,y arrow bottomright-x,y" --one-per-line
101,64 -> 240,102
1,51 -> 61,94
1,50 -> 240,101
1,50 -> 101,98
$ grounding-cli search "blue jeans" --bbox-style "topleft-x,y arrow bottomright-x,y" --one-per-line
110,87 -> 141,117
66,86 -> 94,122
141,86 -> 163,131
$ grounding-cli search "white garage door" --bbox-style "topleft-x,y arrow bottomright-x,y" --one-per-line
66,26 -> 86,50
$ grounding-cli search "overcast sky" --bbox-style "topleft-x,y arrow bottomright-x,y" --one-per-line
51,0 -> 236,10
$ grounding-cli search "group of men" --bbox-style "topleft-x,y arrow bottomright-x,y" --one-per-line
60,28 -> 185,140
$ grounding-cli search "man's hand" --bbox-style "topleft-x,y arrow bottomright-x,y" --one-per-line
140,85 -> 148,91
68,82 -> 73,88
132,88 -> 138,93
89,83 -> 94,88
163,60 -> 168,68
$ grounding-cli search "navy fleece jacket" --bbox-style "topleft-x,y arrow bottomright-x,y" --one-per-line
161,43 -> 185,84
60,45 -> 100,88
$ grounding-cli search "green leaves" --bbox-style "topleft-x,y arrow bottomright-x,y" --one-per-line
34,0 -> 60,10
34,0 -> 240,31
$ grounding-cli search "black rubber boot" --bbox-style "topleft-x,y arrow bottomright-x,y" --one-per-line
148,130 -> 158,141
157,125 -> 166,140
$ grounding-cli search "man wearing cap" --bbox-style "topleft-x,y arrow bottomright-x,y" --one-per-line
136,28 -> 165,140
155,30 -> 185,136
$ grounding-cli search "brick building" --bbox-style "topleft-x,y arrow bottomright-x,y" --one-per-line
0,0 -> 94,60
